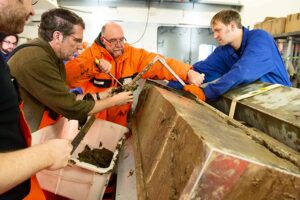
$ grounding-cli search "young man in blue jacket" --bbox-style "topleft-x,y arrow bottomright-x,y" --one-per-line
169,9 -> 291,101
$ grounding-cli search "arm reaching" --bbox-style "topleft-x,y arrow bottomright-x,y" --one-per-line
187,70 -> 205,87
0,139 -> 71,194
88,91 -> 134,115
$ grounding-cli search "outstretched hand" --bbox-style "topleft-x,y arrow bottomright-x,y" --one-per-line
187,70 -> 205,87
111,91 -> 134,106
44,139 -> 72,170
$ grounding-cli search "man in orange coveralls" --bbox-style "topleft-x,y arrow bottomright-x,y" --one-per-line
0,1 -> 72,200
66,22 -> 205,127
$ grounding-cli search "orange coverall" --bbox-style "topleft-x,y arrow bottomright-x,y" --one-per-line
65,42 -> 192,126
18,105 -> 46,200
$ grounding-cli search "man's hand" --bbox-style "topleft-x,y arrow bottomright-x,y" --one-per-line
95,58 -> 112,73
98,88 -> 114,99
44,139 -> 72,170
187,70 -> 205,87
183,85 -> 206,101
111,91 -> 134,106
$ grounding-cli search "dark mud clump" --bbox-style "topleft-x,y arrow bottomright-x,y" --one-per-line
111,84 -> 138,94
78,145 -> 114,168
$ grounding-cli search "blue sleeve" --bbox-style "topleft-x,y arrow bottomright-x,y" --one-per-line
70,87 -> 83,95
204,31 -> 277,101
193,47 -> 229,83
167,81 -> 184,89
167,47 -> 229,90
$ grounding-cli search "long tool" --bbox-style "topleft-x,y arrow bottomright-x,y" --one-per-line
157,56 -> 205,87
108,72 -> 123,86
156,57 -> 186,86
157,57 -> 206,101
128,56 -> 186,88
129,56 -> 159,86
70,115 -> 96,154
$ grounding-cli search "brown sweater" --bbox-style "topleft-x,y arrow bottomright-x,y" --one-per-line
8,38 -> 95,132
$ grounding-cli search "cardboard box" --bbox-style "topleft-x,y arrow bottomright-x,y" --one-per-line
285,13 -> 300,33
271,17 -> 286,35
253,17 -> 276,31
261,20 -> 273,34
264,17 -> 276,21
253,22 -> 262,29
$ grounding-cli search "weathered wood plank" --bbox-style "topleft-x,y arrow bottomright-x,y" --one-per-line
210,82 -> 300,152
132,83 -> 300,200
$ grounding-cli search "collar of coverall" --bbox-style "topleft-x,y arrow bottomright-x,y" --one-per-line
95,32 -> 104,47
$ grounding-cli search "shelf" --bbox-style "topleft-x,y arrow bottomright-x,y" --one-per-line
273,31 -> 300,39
273,30 -> 300,88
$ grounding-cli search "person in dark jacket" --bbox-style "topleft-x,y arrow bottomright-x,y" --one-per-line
169,9 -> 291,101
0,1 -> 72,199
8,7 -> 133,200
0,33 -> 18,61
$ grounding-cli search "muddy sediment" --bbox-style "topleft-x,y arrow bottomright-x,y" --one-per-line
111,84 -> 138,94
78,145 -> 114,168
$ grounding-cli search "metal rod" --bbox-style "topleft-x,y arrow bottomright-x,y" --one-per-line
108,72 -> 124,86
71,115 -> 96,154
157,57 -> 186,86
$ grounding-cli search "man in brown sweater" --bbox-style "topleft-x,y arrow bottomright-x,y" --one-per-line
9,8 -> 133,132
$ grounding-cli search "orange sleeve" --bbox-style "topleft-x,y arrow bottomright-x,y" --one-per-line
24,176 -> 46,200
65,44 -> 100,88
133,47 -> 191,82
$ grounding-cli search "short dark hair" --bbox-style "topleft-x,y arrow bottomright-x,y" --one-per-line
211,10 -> 242,29
0,33 -> 19,44
38,8 -> 85,42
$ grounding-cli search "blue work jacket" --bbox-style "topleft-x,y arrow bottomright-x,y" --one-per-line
0,51 -> 10,62
194,27 -> 291,101
168,27 -> 291,101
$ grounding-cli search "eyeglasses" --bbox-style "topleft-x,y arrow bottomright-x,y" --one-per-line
2,40 -> 17,46
102,37 -> 126,46
32,0 -> 39,5
69,35 -> 83,44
